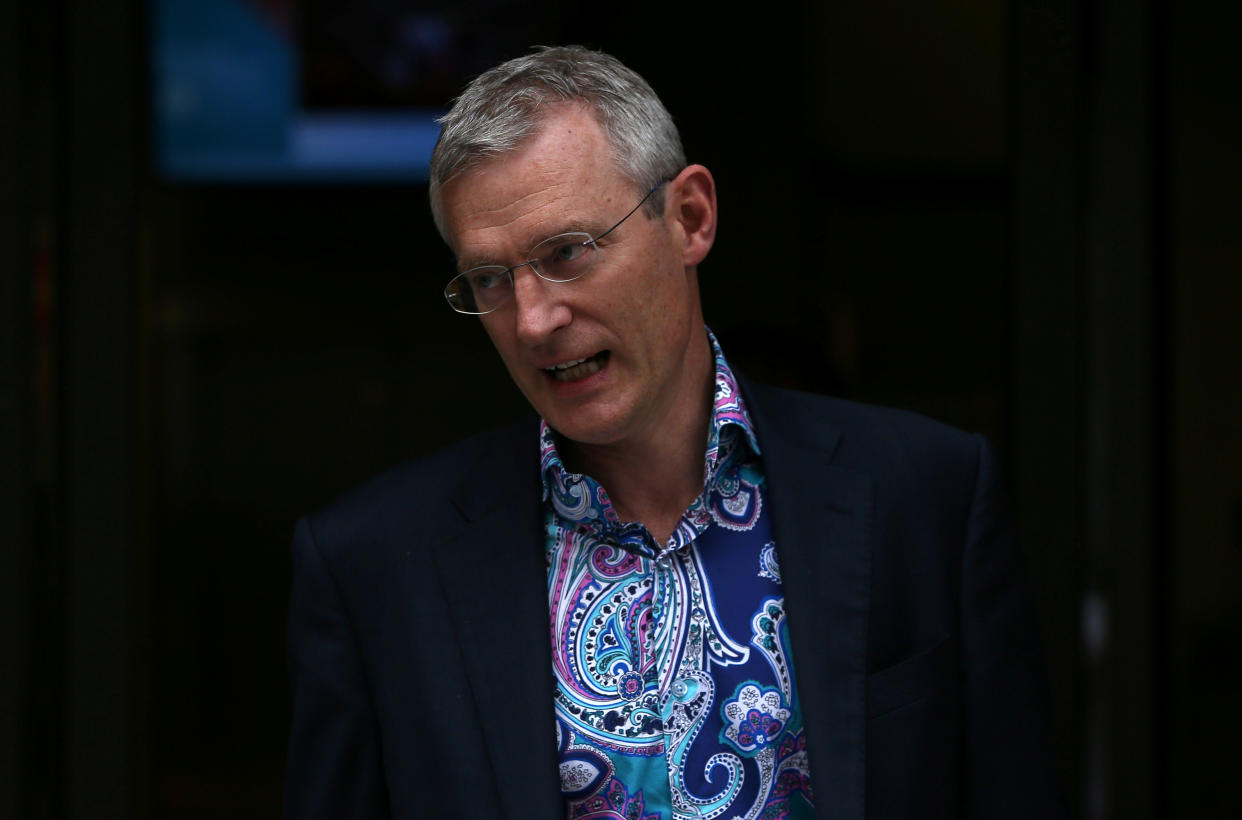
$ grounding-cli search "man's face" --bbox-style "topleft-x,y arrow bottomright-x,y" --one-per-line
439,105 -> 708,450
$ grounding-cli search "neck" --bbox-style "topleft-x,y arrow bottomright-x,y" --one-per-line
561,333 -> 715,546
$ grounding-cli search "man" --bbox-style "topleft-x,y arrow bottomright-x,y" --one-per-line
286,46 -> 1065,819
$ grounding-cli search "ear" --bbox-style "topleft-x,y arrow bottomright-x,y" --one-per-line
668,164 -> 717,267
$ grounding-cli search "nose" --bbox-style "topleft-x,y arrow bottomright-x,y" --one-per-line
512,265 -> 572,345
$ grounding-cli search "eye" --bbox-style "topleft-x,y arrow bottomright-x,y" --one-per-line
548,241 -> 589,263
468,268 -> 508,290
533,234 -> 595,282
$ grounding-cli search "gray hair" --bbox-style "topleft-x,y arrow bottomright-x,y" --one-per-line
428,45 -> 686,241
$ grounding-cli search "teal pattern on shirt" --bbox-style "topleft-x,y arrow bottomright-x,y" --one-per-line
542,330 -> 815,820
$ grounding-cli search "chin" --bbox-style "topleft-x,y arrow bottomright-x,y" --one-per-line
546,421 -> 620,449
542,408 -> 631,449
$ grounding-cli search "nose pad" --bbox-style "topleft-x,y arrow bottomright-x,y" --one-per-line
512,264 -> 572,344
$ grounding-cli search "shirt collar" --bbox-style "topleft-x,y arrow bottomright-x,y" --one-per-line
538,327 -> 760,528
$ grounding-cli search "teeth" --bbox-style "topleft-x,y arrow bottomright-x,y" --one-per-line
549,357 -> 588,371
545,353 -> 605,382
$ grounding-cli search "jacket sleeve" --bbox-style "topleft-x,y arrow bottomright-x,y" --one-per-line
959,435 -> 1068,819
285,516 -> 389,819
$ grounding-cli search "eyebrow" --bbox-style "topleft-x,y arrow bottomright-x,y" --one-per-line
457,219 -> 605,272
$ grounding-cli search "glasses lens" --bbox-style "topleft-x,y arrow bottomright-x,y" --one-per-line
530,233 -> 595,283
446,266 -> 510,314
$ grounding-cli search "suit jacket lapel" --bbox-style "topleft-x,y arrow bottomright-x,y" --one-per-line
430,421 -> 563,819
742,379 -> 872,820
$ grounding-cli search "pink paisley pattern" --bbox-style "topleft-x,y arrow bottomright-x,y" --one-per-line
542,329 -> 814,820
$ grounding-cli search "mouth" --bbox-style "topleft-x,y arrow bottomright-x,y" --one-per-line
543,351 -> 610,382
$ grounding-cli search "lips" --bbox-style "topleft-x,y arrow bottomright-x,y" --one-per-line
544,351 -> 610,382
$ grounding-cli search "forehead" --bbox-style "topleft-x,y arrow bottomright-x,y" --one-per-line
440,106 -> 635,259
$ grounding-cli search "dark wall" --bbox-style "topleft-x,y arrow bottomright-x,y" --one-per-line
4,1 -> 1238,818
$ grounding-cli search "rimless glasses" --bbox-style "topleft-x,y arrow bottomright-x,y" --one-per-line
443,179 -> 668,315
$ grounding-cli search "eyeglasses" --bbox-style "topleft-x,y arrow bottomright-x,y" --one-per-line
443,179 -> 668,315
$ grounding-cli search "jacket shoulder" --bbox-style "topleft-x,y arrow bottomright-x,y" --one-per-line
743,380 -> 983,468
299,417 -> 537,558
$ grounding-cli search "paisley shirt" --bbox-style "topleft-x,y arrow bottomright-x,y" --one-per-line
541,332 -> 815,820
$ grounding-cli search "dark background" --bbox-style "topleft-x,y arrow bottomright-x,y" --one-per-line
3,1 -> 1240,818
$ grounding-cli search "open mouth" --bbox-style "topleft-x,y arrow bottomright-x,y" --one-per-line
544,351 -> 610,382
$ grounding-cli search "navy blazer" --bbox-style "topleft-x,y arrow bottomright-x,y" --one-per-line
286,380 -> 1066,819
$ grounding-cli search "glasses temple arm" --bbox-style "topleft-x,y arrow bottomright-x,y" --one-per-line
590,178 -> 670,244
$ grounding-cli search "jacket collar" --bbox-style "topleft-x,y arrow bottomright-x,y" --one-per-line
738,376 -> 872,820
433,419 -> 563,819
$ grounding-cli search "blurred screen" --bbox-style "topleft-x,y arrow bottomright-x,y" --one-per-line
152,0 -> 569,182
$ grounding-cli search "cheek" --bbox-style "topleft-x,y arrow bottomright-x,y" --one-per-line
478,316 -> 501,346
623,251 -> 681,309
479,316 -> 519,361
